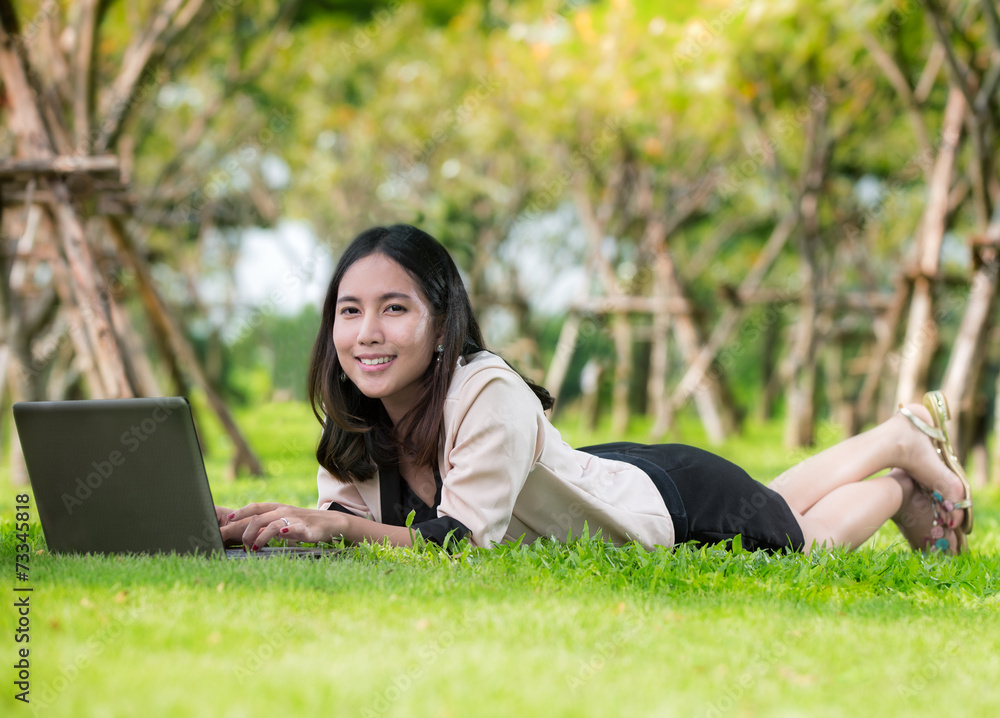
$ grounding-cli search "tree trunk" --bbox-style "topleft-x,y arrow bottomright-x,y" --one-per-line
857,276 -> 910,426
107,216 -> 264,477
42,242 -> 110,397
941,230 -> 1000,463
633,173 -> 725,440
670,210 -> 799,411
895,87 -> 966,405
638,214 -> 730,441
49,198 -> 134,398
761,306 -> 782,420
611,313 -> 632,436
0,8 -> 51,159
573,186 -> 635,435
824,334 -> 852,431
783,266 -> 818,447
784,102 -> 829,448
107,293 -> 163,397
662,252 -> 729,443
647,255 -> 672,439
544,313 -> 582,408
669,303 -> 727,443
1,12 -> 134,399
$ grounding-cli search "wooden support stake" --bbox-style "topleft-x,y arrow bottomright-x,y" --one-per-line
895,87 -> 966,405
107,217 -> 264,477
670,210 -> 799,411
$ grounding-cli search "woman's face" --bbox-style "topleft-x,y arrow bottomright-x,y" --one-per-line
333,253 -> 441,423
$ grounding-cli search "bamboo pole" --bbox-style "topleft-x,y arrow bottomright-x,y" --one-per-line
669,210 -> 799,411
543,312 -> 582,406
1,9 -> 133,398
48,196 -> 133,398
573,185 -> 633,434
107,290 -> 163,397
856,276 -> 910,425
895,87 -> 966,406
37,228 -> 109,397
639,204 -> 729,443
107,216 -> 264,477
647,252 -> 672,439
941,223 -> 1000,465
783,105 -> 830,448
610,314 -> 632,436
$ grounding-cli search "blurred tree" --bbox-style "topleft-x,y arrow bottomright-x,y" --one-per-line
5,0 -> 996,478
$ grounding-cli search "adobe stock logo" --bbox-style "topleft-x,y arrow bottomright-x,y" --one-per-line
60,401 -> 178,514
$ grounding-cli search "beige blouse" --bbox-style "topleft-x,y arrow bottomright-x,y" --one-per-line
317,351 -> 675,550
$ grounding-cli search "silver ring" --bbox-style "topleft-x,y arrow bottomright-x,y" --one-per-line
281,517 -> 290,527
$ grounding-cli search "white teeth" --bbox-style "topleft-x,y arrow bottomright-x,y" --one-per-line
359,357 -> 394,366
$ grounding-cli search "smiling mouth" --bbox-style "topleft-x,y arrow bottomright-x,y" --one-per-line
358,356 -> 396,367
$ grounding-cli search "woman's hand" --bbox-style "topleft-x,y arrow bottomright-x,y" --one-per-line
215,505 -> 251,547
226,503 -> 346,551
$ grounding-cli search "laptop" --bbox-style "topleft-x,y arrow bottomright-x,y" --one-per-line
12,397 -> 341,558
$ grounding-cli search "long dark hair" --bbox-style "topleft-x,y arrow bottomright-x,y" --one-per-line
308,224 -> 553,483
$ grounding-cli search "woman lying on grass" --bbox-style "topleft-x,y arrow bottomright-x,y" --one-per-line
218,224 -> 974,555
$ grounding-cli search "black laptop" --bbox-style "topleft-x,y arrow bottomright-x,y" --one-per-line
12,397 -> 338,558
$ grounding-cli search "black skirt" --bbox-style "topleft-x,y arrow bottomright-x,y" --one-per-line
577,442 -> 805,553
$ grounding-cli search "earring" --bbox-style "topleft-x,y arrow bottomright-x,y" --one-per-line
436,344 -> 444,353
339,371 -> 347,382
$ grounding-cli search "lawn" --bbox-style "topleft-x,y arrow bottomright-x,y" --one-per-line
3,399 -> 999,717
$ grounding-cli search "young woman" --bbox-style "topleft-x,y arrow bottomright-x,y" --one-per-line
218,224 -> 974,555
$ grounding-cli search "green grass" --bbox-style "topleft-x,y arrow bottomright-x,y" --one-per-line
3,400 -> 999,717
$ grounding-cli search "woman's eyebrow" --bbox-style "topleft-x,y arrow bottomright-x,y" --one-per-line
337,292 -> 412,304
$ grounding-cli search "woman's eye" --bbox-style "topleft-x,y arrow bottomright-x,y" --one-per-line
387,304 -> 405,313
340,307 -> 359,316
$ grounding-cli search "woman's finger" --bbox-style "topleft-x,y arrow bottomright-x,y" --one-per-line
276,520 -> 298,544
241,509 -> 286,550
220,516 -> 251,546
274,515 -> 320,545
227,502 -> 284,522
246,515 -> 292,551
215,506 -> 233,526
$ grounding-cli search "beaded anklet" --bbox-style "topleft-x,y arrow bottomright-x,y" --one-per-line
923,490 -> 954,553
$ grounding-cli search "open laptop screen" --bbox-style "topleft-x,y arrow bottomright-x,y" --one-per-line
13,398 -> 225,556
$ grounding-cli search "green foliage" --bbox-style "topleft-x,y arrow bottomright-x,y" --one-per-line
22,1 -> 994,440
225,304 -> 322,403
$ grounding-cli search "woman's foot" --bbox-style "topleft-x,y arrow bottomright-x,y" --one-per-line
922,391 -> 974,534
893,403 -> 969,532
889,469 -> 964,555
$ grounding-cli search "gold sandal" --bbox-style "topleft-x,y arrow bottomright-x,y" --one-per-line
922,391 -> 973,535
897,393 -> 973,552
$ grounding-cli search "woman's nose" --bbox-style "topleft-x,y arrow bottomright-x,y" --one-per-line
357,313 -> 383,344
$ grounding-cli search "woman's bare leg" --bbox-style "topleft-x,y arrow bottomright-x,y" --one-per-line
787,466 -> 962,553
787,473 -> 906,553
769,403 -> 966,529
